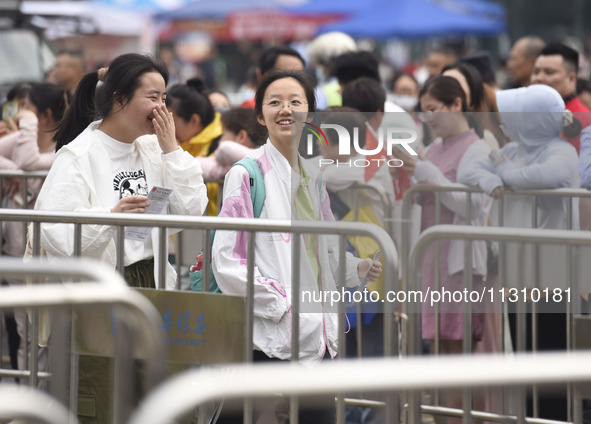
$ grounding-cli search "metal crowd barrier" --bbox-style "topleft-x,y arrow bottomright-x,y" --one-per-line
337,182 -> 396,369
349,181 -> 395,240
173,177 -> 225,288
0,209 -> 399,424
406,225 -> 591,424
175,180 -> 394,287
400,185 -> 591,282
398,185 -> 591,423
0,257 -> 165,424
0,384 -> 79,424
399,186 -> 591,356
0,169 -> 49,205
0,171 -> 50,377
126,350 -> 591,424
0,169 -> 48,253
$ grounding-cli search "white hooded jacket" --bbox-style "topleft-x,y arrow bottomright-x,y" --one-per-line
458,85 -> 580,290
458,84 -> 580,230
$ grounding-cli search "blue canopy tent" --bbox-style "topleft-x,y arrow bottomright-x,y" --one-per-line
285,0 -> 383,15
318,0 -> 506,39
153,0 -> 283,20
440,0 -> 505,21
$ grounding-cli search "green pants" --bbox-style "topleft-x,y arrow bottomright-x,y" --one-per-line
77,258 -> 156,424
124,257 -> 156,289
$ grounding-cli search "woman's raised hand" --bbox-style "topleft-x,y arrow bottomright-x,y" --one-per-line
152,104 -> 178,154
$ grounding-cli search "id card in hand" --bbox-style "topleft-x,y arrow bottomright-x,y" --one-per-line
124,186 -> 172,242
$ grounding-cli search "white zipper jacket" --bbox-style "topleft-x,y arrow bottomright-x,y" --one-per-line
34,121 -> 207,289
212,141 -> 363,365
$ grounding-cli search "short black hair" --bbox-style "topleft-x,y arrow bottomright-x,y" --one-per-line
6,82 -> 32,101
321,106 -> 367,148
459,51 -> 496,86
430,46 -> 458,58
254,70 -> 316,143
341,77 -> 385,120
254,70 -> 316,118
221,108 -> 266,146
259,46 -> 306,76
419,75 -> 467,110
539,43 -> 579,73
330,51 -> 380,85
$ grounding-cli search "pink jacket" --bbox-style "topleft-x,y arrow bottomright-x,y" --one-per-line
198,140 -> 253,181
0,114 -> 54,256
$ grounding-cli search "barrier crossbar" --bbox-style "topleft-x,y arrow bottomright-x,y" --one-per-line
399,185 -> 591,420
0,209 -> 399,424
349,181 -> 395,238
406,225 -> 591,424
0,384 -> 79,424
127,350 -> 591,424
0,257 -> 166,424
400,185 -> 591,282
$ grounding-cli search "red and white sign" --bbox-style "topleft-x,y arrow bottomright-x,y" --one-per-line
227,11 -> 341,41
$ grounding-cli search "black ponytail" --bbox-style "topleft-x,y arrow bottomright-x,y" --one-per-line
54,71 -> 99,151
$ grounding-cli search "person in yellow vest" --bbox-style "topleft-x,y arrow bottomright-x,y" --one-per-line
166,77 -> 222,215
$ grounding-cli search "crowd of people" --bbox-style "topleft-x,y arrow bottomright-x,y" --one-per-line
1,31 -> 591,424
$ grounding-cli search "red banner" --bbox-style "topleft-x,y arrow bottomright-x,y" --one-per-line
227,11 -> 340,41
161,11 -> 342,42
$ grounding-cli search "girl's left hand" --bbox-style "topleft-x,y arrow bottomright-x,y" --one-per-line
152,104 -> 178,154
357,258 -> 383,282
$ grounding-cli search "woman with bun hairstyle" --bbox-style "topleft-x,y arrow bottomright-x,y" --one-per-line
36,53 -> 207,288
34,52 -> 206,424
442,62 -> 505,150
166,77 -> 222,215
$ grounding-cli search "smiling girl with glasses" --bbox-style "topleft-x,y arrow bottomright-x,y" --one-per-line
213,70 -> 382,423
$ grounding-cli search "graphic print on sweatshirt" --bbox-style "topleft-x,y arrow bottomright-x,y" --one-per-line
113,170 -> 148,199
